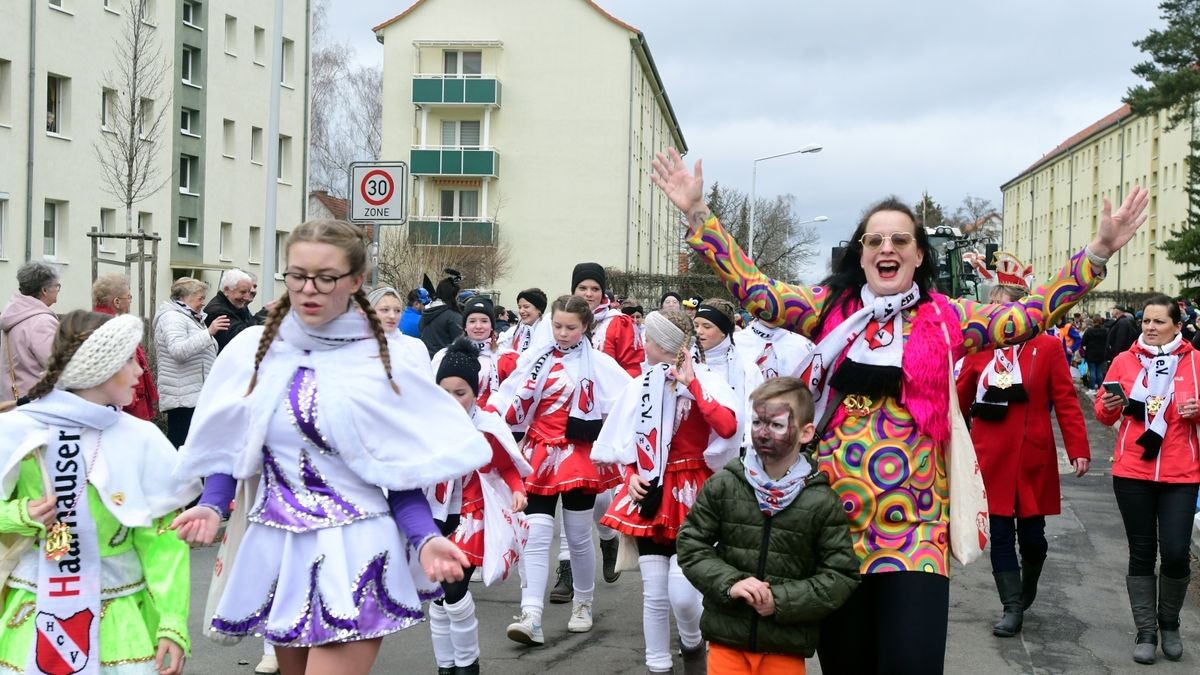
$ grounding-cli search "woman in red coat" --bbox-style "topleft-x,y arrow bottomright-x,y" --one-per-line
956,257 -> 1091,639
1095,294 -> 1200,665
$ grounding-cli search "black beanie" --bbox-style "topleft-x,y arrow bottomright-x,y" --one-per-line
436,337 -> 482,395
571,262 -> 606,294
516,288 -> 548,314
660,291 -> 682,307
462,297 -> 496,327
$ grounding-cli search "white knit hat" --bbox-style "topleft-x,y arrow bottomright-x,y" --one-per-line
56,314 -> 144,391
644,311 -> 687,354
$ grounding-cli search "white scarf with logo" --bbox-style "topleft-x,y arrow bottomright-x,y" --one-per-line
973,344 -> 1025,409
1129,333 -> 1183,454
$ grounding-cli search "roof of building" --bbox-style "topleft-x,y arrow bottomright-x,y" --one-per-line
1001,103 -> 1133,189
309,190 -> 349,220
371,0 -> 686,151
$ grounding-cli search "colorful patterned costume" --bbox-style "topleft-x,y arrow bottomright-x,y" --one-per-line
688,215 -> 1101,576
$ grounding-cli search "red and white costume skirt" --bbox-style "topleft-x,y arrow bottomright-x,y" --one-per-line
522,428 -> 622,496
600,458 -> 712,545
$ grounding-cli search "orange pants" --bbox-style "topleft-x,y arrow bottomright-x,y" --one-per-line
708,642 -> 807,674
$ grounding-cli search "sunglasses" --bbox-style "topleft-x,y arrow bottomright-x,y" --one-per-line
858,232 -> 915,249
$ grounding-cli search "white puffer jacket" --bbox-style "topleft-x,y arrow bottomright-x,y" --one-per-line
153,300 -> 217,410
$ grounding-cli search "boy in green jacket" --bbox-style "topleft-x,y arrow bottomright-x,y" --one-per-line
677,377 -> 859,674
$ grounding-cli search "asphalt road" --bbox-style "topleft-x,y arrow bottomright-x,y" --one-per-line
184,388 -> 1200,675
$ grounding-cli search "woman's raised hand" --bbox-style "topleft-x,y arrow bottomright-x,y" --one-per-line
1090,185 -> 1150,259
651,148 -> 706,232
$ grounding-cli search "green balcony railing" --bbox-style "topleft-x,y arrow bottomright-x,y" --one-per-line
408,218 -> 496,247
412,76 -> 501,106
410,148 -> 499,178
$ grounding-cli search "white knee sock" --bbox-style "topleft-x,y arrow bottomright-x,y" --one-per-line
558,508 -> 570,562
520,513 -> 554,623
669,555 -> 704,650
444,591 -> 481,667
594,489 -> 616,541
427,601 -> 454,668
262,640 -> 273,656
639,555 -> 672,672
563,507 -> 597,603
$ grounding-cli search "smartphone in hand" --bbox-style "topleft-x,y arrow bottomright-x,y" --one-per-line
1102,381 -> 1129,405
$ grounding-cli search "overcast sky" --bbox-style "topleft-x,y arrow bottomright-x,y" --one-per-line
327,0 -> 1163,282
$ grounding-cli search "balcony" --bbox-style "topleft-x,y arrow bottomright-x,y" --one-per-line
410,147 -> 499,178
412,75 -> 501,106
408,218 -> 496,247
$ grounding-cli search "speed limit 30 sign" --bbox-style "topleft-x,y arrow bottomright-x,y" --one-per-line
348,161 -> 409,224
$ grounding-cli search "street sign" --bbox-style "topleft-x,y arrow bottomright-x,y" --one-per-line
348,161 -> 409,224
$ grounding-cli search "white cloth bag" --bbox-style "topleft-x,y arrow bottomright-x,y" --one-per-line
946,356 -> 989,565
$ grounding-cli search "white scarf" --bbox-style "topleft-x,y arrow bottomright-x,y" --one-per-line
744,320 -> 815,380
510,320 -> 539,353
742,449 -> 813,517
635,363 -> 676,486
491,340 -> 602,437
972,344 -> 1026,417
1129,333 -> 1184,457
471,406 -> 532,477
695,336 -> 748,404
797,283 -> 920,425
472,339 -> 507,399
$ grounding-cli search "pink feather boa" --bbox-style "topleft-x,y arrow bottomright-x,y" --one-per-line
817,291 -> 964,444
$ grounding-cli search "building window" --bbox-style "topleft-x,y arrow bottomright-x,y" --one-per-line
440,189 -> 479,219
275,231 -> 287,271
0,59 -> 11,126
48,0 -> 65,9
0,196 -> 8,258
43,201 -> 61,258
443,51 -> 482,77
219,221 -> 232,260
249,225 -> 262,263
139,0 -> 156,23
277,134 -> 292,181
137,211 -> 152,235
441,120 -> 480,148
177,217 -> 197,245
138,97 -> 153,137
253,26 -> 265,64
224,15 -> 237,54
222,118 -> 235,157
179,154 -> 198,194
98,207 -> 116,252
180,107 -> 198,136
181,46 -> 199,86
100,87 -> 115,130
46,74 -> 68,134
250,126 -> 263,163
281,38 -> 294,86
181,0 -> 199,27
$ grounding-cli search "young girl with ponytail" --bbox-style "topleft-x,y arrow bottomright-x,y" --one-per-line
0,310 -> 201,674
593,310 -> 741,674
489,295 -> 631,645
169,220 -> 492,675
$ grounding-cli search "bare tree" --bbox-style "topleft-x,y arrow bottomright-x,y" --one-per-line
92,0 -> 173,248
950,195 -> 1001,244
377,234 -> 514,293
699,183 -> 820,282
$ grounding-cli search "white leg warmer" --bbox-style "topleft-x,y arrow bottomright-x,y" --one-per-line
594,488 -> 616,541
563,507 -> 597,603
558,507 -> 571,562
520,512 -> 555,623
640,554 -> 673,672
427,601 -> 455,668
669,554 -> 704,650
262,640 -> 273,656
444,591 -> 481,667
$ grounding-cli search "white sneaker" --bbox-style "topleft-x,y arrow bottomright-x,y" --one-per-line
506,611 -> 544,645
254,653 -> 280,674
567,600 -> 593,633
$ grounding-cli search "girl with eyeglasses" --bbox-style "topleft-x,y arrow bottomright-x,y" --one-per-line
652,147 -> 1150,675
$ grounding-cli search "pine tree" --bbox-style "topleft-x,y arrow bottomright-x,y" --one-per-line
1125,0 -> 1200,292
913,192 -> 946,229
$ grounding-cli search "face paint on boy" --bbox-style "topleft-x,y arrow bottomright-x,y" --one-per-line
751,402 -> 797,458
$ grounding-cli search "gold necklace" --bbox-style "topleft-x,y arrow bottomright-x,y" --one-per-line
44,430 -> 103,561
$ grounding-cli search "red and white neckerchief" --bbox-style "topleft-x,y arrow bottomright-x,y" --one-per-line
974,344 -> 1024,409
742,448 -> 812,516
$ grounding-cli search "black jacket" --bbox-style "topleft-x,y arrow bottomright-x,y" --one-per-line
1105,315 -> 1137,361
419,302 -> 464,357
1080,325 -> 1109,362
203,291 -> 257,353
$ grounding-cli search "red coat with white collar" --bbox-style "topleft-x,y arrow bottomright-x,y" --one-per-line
1094,339 -> 1200,484
956,333 -> 1091,517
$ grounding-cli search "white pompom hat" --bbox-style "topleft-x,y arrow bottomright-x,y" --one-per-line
55,314 -> 144,391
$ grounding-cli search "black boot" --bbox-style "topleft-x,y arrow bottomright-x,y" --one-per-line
600,536 -> 621,583
1158,574 -> 1189,661
680,640 -> 707,675
1127,575 -> 1158,664
992,570 -> 1024,637
454,660 -> 480,675
549,560 -> 573,604
438,668 -> 455,675
1021,554 -> 1046,610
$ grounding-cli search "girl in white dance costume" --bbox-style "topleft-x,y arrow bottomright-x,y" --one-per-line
169,220 -> 491,675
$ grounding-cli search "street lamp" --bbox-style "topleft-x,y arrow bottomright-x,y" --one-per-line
797,216 -> 829,226
749,144 -> 822,259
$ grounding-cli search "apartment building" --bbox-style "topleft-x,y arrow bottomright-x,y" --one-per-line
1000,103 -> 1197,295
0,0 -> 310,314
373,0 -> 686,304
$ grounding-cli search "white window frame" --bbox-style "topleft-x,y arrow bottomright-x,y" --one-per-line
281,38 -> 294,87
250,126 -> 263,164
98,207 -> 117,253
440,120 -> 480,148
42,200 -> 59,260
0,59 -> 11,127
277,135 -> 292,183
181,46 -> 199,87
253,26 -> 266,65
137,97 -> 153,139
443,50 -> 482,77
222,118 -> 236,158
219,221 -> 233,261
177,217 -> 198,246
224,15 -> 237,55
439,189 -> 480,220
180,107 -> 199,137
274,232 -> 288,279
46,74 -> 64,135
0,194 -> 8,260
100,87 -> 115,131
248,225 -> 262,264
179,154 -> 198,195
181,0 -> 199,29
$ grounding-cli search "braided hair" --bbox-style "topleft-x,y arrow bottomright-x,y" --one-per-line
245,219 -> 400,396
26,311 -> 113,400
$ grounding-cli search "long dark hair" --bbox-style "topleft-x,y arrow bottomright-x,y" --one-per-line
815,196 -> 938,336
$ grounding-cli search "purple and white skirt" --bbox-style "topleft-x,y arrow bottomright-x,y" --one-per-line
208,515 -> 439,647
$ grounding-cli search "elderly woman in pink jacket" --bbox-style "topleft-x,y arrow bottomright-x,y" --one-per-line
0,261 -> 60,403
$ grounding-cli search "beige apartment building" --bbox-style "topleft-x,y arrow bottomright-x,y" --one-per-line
373,0 -> 686,303
1001,103 -> 1197,295
0,0 -> 309,314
